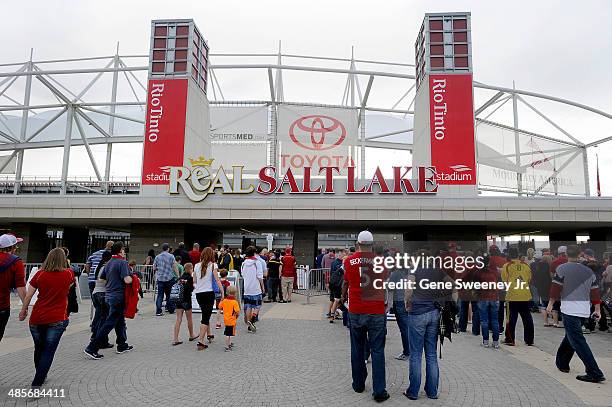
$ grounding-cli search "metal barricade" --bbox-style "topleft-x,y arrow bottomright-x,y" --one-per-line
308,268 -> 331,296
292,267 -> 331,304
134,265 -> 154,293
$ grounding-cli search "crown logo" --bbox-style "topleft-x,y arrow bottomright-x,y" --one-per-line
189,156 -> 214,167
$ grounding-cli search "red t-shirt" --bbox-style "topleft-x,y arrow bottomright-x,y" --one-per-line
0,253 -> 26,310
281,255 -> 296,277
29,268 -> 74,325
343,252 -> 385,315
188,250 -> 201,265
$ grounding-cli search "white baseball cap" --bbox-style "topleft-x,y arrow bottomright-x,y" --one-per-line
557,245 -> 567,254
357,230 -> 374,245
0,234 -> 23,249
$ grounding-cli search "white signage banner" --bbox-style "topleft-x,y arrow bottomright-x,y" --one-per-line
476,120 -> 585,195
277,105 -> 358,175
210,106 -> 269,171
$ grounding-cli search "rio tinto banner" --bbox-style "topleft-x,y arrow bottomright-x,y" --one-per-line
141,79 -> 188,185
429,74 -> 476,185
277,105 -> 358,175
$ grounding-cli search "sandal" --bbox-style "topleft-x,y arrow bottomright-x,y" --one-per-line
172,341 -> 183,346
196,342 -> 208,350
188,336 -> 199,342
207,335 -> 215,343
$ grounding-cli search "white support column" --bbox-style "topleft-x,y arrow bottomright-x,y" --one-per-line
14,50 -> 33,194
582,147 -> 590,197
105,47 -> 120,192
61,106 -> 74,194
512,81 -> 522,195
275,40 -> 284,102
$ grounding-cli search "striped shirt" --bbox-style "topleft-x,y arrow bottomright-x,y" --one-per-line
153,251 -> 176,282
86,249 -> 106,282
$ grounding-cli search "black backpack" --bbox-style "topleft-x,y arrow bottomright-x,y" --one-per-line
329,260 -> 344,288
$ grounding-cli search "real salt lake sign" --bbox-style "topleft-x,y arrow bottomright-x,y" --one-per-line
167,158 -> 439,202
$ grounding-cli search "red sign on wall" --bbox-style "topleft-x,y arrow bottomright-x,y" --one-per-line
428,74 -> 476,185
141,79 -> 188,185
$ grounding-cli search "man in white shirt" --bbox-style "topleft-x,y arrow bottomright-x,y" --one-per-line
547,245 -> 605,383
241,246 -> 265,333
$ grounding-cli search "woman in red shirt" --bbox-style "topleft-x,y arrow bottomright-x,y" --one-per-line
19,248 -> 75,388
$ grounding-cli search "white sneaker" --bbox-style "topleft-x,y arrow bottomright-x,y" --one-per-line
394,353 -> 408,361
492,341 -> 500,349
582,326 -> 590,334
482,340 -> 490,348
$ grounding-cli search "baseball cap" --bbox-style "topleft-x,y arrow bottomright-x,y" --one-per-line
0,234 -> 23,249
584,249 -> 595,258
357,230 -> 374,245
557,245 -> 567,254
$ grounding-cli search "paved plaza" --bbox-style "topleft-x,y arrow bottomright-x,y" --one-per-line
1,294 -> 610,407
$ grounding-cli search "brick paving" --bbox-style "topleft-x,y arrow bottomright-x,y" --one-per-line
0,294 -> 610,406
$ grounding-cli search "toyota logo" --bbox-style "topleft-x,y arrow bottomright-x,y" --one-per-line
289,115 -> 346,151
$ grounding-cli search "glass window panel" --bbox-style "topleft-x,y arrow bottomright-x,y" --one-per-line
454,57 -> 468,68
430,32 -> 443,43
154,26 -> 167,36
153,38 -> 166,49
175,50 -> 188,59
174,61 -> 187,72
430,45 -> 444,55
166,62 -> 174,74
177,26 -> 189,36
153,50 -> 165,61
454,44 -> 468,54
152,62 -> 165,73
176,37 -> 188,48
429,20 -> 443,30
453,32 -> 467,42
453,19 -> 467,29
430,57 -> 444,68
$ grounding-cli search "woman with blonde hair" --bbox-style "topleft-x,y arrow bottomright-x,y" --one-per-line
193,247 -> 224,350
19,248 -> 75,388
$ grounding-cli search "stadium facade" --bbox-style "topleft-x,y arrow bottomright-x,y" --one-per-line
0,13 -> 611,266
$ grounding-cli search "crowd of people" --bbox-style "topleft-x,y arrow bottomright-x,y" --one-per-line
322,234 -> 610,402
1,230 -> 610,398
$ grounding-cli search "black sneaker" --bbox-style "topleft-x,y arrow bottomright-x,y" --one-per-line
116,345 -> 134,354
100,343 -> 114,349
373,391 -> 390,402
156,313 -> 163,317
84,348 -> 103,360
576,374 -> 605,383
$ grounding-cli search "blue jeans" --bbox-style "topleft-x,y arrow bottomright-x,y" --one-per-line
156,279 -> 176,314
407,309 -> 440,399
394,300 -> 410,356
91,292 -> 109,344
348,313 -> 387,397
458,300 -> 480,335
477,301 -> 499,342
87,296 -> 127,353
29,320 -> 69,387
556,313 -> 604,379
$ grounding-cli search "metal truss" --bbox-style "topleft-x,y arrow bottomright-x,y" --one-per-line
0,47 -> 610,196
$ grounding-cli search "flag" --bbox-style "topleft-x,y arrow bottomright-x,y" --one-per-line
596,153 -> 601,197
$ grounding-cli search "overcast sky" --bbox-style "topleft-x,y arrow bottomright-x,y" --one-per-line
2,0 -> 611,195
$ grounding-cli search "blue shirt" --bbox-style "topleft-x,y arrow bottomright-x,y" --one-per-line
86,249 -> 106,282
153,251 -> 176,282
100,258 -> 131,301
